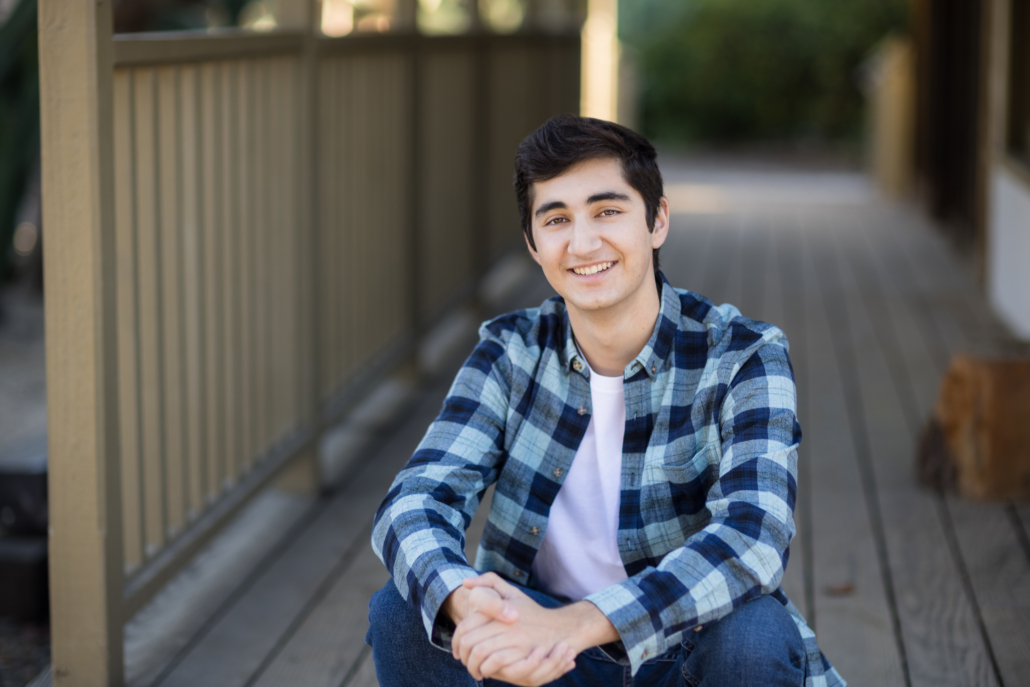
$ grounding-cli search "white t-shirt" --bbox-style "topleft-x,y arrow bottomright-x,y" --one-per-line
531,357 -> 628,601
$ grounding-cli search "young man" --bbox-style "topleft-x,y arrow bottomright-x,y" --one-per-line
367,115 -> 845,687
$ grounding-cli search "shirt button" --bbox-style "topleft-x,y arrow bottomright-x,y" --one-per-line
553,467 -> 564,478
695,625 -> 703,632
577,406 -> 587,416
572,360 -> 583,371
513,570 -> 524,577
650,364 -> 657,374
641,650 -> 649,659
530,526 -> 540,536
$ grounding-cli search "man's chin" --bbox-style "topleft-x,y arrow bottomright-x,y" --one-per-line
562,293 -> 620,314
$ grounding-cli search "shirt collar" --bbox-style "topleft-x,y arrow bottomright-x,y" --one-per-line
561,271 -> 680,380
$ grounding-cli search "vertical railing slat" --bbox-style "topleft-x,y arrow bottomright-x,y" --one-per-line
179,64 -> 205,520
220,61 -> 237,486
201,61 -> 224,501
113,69 -> 144,574
157,65 -> 185,537
353,57 -> 365,372
236,60 -> 254,474
253,59 -> 269,457
268,58 -> 285,439
132,67 -> 167,557
318,57 -> 334,401
341,56 -> 352,388
336,56 -> 351,389
398,53 -> 414,344
173,65 -> 192,528
284,55 -> 302,434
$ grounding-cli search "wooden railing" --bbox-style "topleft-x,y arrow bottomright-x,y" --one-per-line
39,2 -> 579,683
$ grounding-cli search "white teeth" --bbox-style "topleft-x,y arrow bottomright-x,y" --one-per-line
573,261 -> 613,275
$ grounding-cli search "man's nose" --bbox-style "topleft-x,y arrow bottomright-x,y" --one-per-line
567,220 -> 602,256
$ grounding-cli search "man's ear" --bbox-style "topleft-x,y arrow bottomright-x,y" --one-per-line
651,197 -> 670,250
524,232 -> 542,266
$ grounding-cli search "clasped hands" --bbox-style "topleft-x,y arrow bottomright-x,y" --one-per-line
444,572 -> 619,686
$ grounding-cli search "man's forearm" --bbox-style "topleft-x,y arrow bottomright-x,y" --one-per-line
561,601 -> 620,653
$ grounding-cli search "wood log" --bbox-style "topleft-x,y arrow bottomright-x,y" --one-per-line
918,355 -> 1030,500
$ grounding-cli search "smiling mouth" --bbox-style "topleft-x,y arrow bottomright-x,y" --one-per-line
571,261 -> 615,276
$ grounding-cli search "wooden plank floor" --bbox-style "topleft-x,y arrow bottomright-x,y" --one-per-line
127,161 -> 1030,687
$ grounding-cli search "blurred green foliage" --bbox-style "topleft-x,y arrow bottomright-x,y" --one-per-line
0,0 -> 39,284
621,0 -> 908,144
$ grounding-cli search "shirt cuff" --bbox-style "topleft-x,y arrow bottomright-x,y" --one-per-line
585,579 -> 674,676
421,562 -> 479,650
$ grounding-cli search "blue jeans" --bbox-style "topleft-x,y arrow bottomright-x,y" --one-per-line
366,579 -> 806,687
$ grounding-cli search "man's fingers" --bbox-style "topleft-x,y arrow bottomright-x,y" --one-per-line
467,586 -> 518,623
490,644 -> 548,683
450,611 -> 492,659
478,646 -> 536,680
463,571 -> 519,598
456,621 -> 513,669
465,634 -> 521,681
526,643 -> 576,686
452,613 -> 507,662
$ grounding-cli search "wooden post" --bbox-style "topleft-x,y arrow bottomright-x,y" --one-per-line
38,0 -> 125,685
580,0 -> 619,120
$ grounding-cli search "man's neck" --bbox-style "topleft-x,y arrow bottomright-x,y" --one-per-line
567,276 -> 662,377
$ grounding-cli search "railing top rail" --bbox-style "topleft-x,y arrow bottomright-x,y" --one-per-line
113,28 -> 305,67
314,29 -> 580,55
112,27 -> 583,67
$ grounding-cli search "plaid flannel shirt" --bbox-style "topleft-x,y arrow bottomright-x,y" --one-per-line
372,273 -> 845,687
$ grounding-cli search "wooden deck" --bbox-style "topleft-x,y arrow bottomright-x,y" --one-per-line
121,160 -> 1030,687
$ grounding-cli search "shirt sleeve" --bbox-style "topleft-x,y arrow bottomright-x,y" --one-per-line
371,332 -> 512,650
585,333 -> 800,675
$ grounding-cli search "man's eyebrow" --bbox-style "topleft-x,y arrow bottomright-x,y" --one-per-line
534,200 -> 567,218
587,191 -> 631,204
534,192 -> 632,218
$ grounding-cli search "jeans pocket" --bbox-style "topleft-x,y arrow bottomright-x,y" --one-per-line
581,646 -> 621,664
642,647 -> 680,665
679,636 -> 700,686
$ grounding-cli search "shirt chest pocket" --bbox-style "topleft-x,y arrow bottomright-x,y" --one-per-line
649,441 -> 721,486
642,442 -> 721,539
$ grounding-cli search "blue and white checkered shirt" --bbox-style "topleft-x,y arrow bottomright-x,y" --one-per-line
372,273 -> 845,687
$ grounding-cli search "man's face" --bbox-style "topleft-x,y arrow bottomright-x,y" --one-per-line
526,157 -> 669,318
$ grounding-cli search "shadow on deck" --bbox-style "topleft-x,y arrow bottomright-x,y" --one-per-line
118,157 -> 1030,687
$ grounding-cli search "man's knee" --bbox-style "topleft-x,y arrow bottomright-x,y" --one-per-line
688,595 -> 805,685
366,579 -> 423,647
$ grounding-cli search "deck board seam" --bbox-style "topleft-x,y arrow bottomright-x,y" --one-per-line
933,494 -> 1007,687
839,213 -> 1006,686
1005,505 -> 1030,567
146,497 -> 332,687
241,519 -> 376,687
778,218 -> 816,627
861,209 -> 1016,687
338,645 -> 372,687
809,220 -> 912,687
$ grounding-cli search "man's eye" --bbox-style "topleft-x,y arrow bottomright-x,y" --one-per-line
599,209 -> 619,217
545,217 -> 568,226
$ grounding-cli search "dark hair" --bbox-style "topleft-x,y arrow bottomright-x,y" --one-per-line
514,114 -> 664,273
